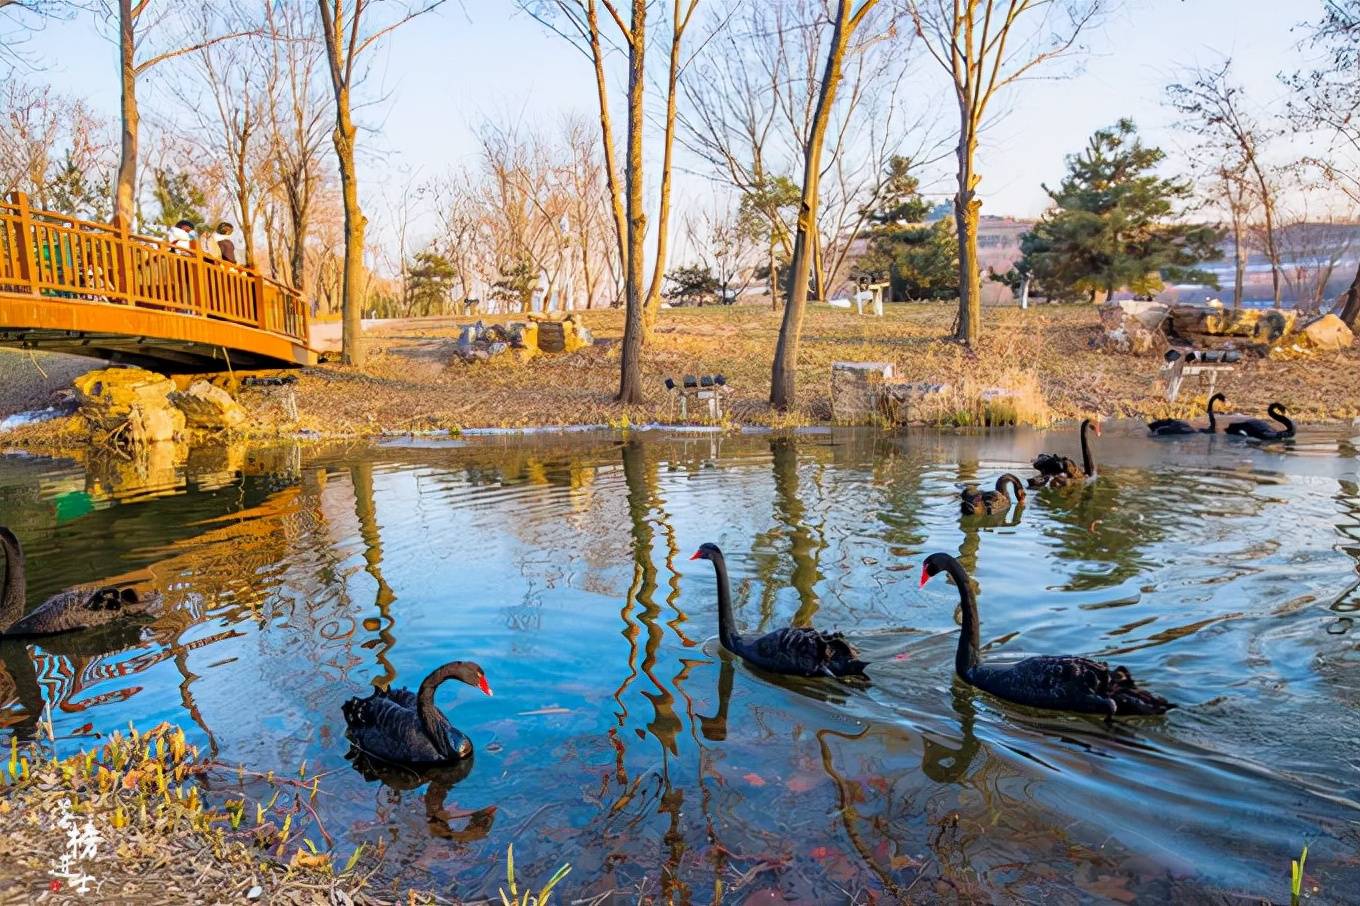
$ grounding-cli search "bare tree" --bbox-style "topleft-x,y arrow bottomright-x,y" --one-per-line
0,80 -> 114,212
85,2 -> 255,225
264,0 -> 330,293
770,0 -> 881,410
909,0 -> 1104,345
1167,58 -> 1285,308
1286,0 -> 1360,327
316,0 -> 447,367
685,198 -> 755,303
524,0 -> 701,403
681,0 -> 936,308
1212,160 -> 1253,308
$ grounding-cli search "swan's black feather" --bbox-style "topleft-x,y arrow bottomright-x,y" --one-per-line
1146,418 -> 1197,435
741,626 -> 868,678
5,587 -> 158,637
342,686 -> 470,766
969,656 -> 1175,716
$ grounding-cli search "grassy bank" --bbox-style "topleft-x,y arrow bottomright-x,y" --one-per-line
3,304 -> 1358,444
0,724 -> 422,904
291,303 -> 1359,433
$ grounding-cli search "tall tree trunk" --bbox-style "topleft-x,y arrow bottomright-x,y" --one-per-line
770,1 -> 851,410
1251,165 -> 1282,308
641,0 -> 686,339
587,1 -> 629,283
617,0 -> 648,405
1338,263 -> 1360,330
953,116 -> 981,344
332,89 -> 367,366
768,238 -> 779,311
1231,218 -> 1244,309
115,0 -> 138,225
811,228 -> 825,301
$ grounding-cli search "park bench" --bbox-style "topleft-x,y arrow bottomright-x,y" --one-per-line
1160,348 -> 1239,402
664,374 -> 730,422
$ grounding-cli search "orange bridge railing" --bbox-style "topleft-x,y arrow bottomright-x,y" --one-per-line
0,192 -> 308,345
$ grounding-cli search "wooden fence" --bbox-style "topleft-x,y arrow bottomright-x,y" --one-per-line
0,192 -> 308,345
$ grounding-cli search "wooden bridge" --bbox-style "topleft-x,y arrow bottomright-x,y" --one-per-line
0,193 -> 314,372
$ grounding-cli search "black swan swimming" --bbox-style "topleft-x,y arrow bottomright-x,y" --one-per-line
1226,402 -> 1295,441
342,661 -> 491,766
960,474 -> 1026,515
691,543 -> 866,678
0,527 -> 158,637
1028,418 -> 1099,489
919,553 -> 1174,717
1147,392 -> 1226,436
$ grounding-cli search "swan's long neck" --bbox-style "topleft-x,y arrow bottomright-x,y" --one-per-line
1079,420 -> 1096,476
1270,405 -> 1295,436
0,529 -> 24,633
710,553 -> 741,652
1206,395 -> 1221,431
995,474 -> 1024,502
416,665 -> 460,757
944,557 -> 981,678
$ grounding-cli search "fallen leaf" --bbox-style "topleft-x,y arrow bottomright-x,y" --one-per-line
742,772 -> 766,787
810,846 -> 832,859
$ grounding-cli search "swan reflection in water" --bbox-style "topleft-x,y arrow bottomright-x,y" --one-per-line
345,749 -> 496,842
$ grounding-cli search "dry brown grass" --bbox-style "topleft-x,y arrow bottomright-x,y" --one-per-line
0,725 -> 426,905
287,303 -> 1360,434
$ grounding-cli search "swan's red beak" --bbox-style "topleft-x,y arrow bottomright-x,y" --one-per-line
1094,422 -> 1103,437
689,550 -> 702,560
919,566 -> 930,588
477,675 -> 492,696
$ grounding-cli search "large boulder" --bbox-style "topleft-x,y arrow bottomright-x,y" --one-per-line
1168,303 -> 1296,346
171,380 -> 249,430
831,361 -> 895,424
1297,314 -> 1355,352
73,368 -> 177,431
1099,300 -> 1169,355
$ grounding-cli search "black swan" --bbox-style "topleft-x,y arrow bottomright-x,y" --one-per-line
919,553 -> 1174,717
342,661 -> 491,766
691,543 -> 866,678
960,474 -> 1026,515
1029,418 -> 1099,489
1226,402 -> 1295,441
1147,392 -> 1226,436
0,527 -> 158,637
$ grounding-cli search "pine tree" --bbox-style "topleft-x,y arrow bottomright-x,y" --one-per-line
1013,119 -> 1221,302
852,156 -> 959,300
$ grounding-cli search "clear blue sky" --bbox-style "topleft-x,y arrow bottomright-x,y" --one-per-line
17,0 -> 1319,241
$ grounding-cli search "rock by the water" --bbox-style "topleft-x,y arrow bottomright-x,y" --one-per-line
73,368 -> 177,431
171,380 -> 249,430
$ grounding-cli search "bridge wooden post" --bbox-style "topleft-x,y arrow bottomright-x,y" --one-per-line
11,192 -> 37,294
254,271 -> 269,332
190,242 -> 208,316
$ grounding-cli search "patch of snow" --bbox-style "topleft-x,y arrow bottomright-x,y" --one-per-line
0,407 -> 63,433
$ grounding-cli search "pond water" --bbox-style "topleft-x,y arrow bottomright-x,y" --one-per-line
2,427 -> 1359,903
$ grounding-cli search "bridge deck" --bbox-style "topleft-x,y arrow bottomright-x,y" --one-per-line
0,193 -> 314,372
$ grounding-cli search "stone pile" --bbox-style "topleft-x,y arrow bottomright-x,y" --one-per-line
71,367 -> 250,446
1098,298 -> 1355,358
454,314 -> 595,364
830,362 -> 951,425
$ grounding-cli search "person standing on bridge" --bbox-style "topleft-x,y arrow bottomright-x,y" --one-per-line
211,222 -> 238,264
168,219 -> 196,249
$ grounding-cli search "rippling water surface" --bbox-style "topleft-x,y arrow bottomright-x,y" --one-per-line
2,426 -> 1359,903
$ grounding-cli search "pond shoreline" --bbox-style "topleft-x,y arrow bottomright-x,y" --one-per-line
3,305 -> 1357,457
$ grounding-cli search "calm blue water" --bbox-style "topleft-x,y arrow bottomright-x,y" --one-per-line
2,428 -> 1359,902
